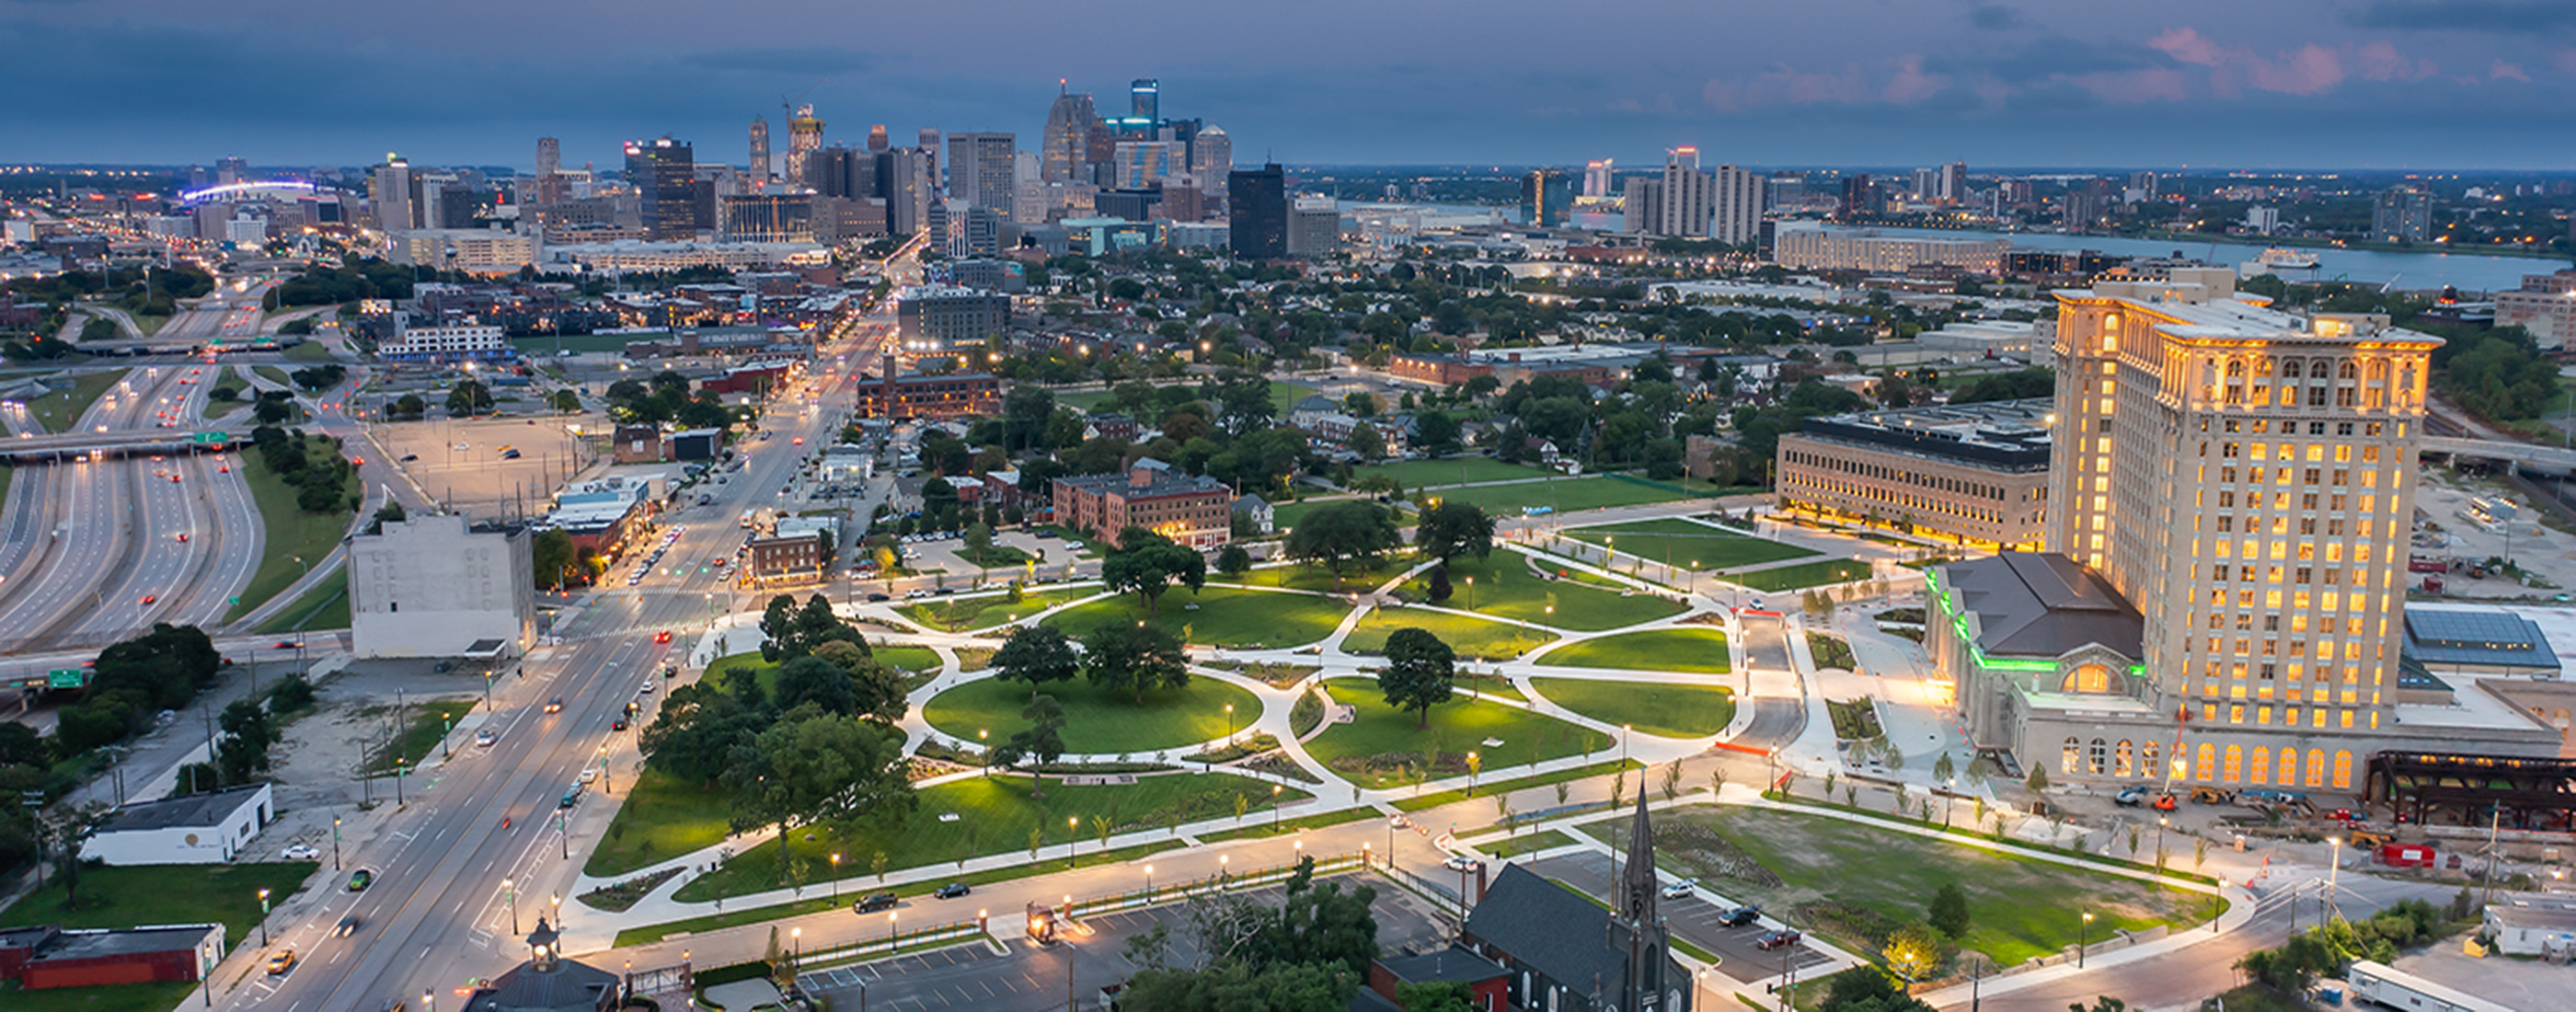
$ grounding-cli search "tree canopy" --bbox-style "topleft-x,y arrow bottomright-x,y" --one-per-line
1283,500 -> 1400,585
1102,527 -> 1207,619
1377,627 -> 1456,729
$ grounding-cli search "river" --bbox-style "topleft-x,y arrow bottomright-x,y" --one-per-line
1371,203 -> 2560,294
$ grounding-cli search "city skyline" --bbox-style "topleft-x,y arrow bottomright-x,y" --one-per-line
4,0 -> 2574,168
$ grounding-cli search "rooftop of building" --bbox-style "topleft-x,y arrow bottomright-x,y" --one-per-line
1376,946 -> 1510,986
1793,397 -> 2053,471
97,784 -> 267,834
1937,553 -> 2145,660
2488,894 -> 2576,931
1464,864 -> 1627,993
2061,278 -> 2445,348
22,925 -> 217,962
2403,605 -> 2563,674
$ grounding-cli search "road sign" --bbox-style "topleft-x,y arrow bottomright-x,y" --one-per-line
45,669 -> 81,689
228,596 -> 241,605
192,431 -> 227,444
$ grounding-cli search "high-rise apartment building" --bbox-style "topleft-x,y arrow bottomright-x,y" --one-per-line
1708,165 -> 1764,246
369,155 -> 414,234
1287,196 -> 1340,259
625,137 -> 697,240
1932,268 -> 2554,790
1131,78 -> 1159,122
1938,161 -> 1967,204
2372,186 -> 2432,243
787,106 -> 825,189
877,147 -> 937,236
1837,174 -> 1877,220
1227,163 -> 1286,259
917,129 -> 942,190
1521,168 -> 1570,228
867,124 -> 889,153
944,132 -> 1017,214
535,137 -> 560,178
1582,159 -> 1614,200
1623,147 -> 1718,238
1042,87 -> 1099,184
1189,125 -> 1230,204
749,116 -> 771,183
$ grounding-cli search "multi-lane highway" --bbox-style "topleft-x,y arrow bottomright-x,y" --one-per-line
0,288 -> 279,651
239,270 -> 907,1012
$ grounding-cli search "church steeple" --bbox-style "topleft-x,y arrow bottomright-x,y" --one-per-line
1620,780 -> 1659,926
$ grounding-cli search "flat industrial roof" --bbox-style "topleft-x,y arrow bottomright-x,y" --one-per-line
97,784 -> 266,834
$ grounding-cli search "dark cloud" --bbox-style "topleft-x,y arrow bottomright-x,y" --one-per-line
2344,0 -> 2576,30
1967,4 -> 2028,29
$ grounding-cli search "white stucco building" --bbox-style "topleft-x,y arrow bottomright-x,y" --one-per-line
81,784 -> 273,866
349,514 -> 536,659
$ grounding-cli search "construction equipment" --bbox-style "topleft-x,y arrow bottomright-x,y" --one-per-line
2191,787 -> 2237,805
2347,830 -> 2393,850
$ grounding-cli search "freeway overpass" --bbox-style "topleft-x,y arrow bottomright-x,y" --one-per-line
0,428 -> 247,465
2420,435 -> 2576,475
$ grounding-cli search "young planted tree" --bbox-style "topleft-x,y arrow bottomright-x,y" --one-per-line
1927,882 -> 1972,939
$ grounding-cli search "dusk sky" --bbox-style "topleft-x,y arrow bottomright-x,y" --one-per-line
7,0 -> 2573,172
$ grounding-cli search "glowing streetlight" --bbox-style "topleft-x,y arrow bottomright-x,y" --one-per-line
2078,911 -> 2094,967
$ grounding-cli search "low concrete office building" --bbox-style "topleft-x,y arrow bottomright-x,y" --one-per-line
1774,398 -> 2053,551
79,784 -> 273,866
350,514 -> 537,659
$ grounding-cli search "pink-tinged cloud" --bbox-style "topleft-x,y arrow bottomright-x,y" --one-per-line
1882,54 -> 1950,104
2248,44 -> 2343,95
2557,49 -> 2576,74
2491,59 -> 2531,82
2149,27 -> 2224,67
2355,40 -> 2436,82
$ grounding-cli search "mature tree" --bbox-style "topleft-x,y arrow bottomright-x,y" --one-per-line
531,528 -> 578,590
1412,410 -> 1462,453
1001,385 -> 1056,452
445,379 -> 494,416
1414,500 -> 1495,564
759,594 -> 800,661
638,683 -> 767,787
775,656 -> 859,717
1348,421 -> 1386,462
214,696 -> 281,784
1119,960 -> 1355,1012
1394,982 -> 1476,1012
992,625 -> 1081,699
1926,882 -> 1971,939
811,638 -> 871,673
1101,528 -> 1206,619
1082,623 -> 1190,704
1214,545 -> 1253,577
727,710 -> 915,855
390,393 -> 428,420
1377,627 -> 1455,729
550,388 -> 581,413
988,694 -> 1068,796
762,592 -> 856,661
1250,873 -> 1381,977
1283,500 -> 1400,588
1819,966 -> 1936,1012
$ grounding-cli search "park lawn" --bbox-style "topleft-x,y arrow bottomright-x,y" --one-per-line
875,646 -> 942,675
614,839 -> 1189,944
1,980 -> 194,1012
252,568 -> 350,635
282,340 -> 337,362
223,443 -> 361,622
586,765 -> 736,878
673,773 -> 1307,900
1729,558 -> 1874,592
1472,829 -> 1578,859
902,585 -> 1099,631
23,369 -> 124,433
1392,757 -> 1641,812
1196,805 -> 1384,843
920,672 -> 1259,754
1305,678 -> 1603,789
1534,627 -> 1731,674
1405,553 -> 1685,632
1341,605 -> 1558,661
0,861 -> 319,945
1529,678 -> 1736,739
252,364 -> 292,387
1604,806 -> 2219,966
1425,476 -> 1691,517
1562,518 -> 1820,570
1212,558 -> 1405,593
1043,585 -> 1351,650
1358,457 -> 1549,489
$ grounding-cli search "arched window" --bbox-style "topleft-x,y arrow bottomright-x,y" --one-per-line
2332,750 -> 2353,789
2143,742 -> 2163,780
2256,358 -> 2276,378
2115,741 -> 2134,778
2311,360 -> 2334,379
2339,361 -> 2358,380
2088,739 -> 2108,776
2367,360 -> 2387,381
2249,747 -> 2271,785
2225,359 -> 2246,378
2224,744 -> 2244,783
2280,748 -> 2298,788
2062,664 -> 2112,694
2064,738 -> 2082,776
2195,743 -> 2216,781
2306,749 -> 2327,788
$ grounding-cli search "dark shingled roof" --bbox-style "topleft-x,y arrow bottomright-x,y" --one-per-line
1940,552 -> 2143,660
1465,864 -> 1624,995
466,955 -> 618,1012
1378,946 -> 1510,986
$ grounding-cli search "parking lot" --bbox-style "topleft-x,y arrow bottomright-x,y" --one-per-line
1522,851 -> 1834,984
374,414 -> 604,515
800,877 -> 1450,1012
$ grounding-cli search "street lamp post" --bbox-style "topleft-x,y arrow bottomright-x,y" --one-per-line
505,878 -> 518,934
1464,575 -> 1474,612
1144,864 -> 1155,898
258,889 -> 270,946
2327,836 -> 2344,921
978,730 -> 989,777
1224,704 -> 1234,748
831,853 -> 841,899
1067,816 -> 1078,862
1272,784 -> 1282,829
332,815 -> 342,870
442,711 -> 452,759
2077,911 -> 2093,967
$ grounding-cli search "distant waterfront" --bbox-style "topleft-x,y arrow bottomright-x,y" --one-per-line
1369,202 -> 2560,294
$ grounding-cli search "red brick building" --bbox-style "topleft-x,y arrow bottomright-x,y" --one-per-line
1366,947 -> 1511,1012
856,372 -> 1002,420
0,924 -> 224,990
1050,459 -> 1234,549
748,532 -> 826,585
1386,351 -> 1491,387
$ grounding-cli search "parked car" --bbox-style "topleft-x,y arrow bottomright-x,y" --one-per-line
281,844 -> 319,860
268,949 -> 297,974
347,868 -> 374,891
560,787 -> 581,808
1660,879 -> 1696,899
1755,929 -> 1802,950
476,730 -> 498,747
1442,855 -> 1481,872
580,767 -> 599,784
855,892 -> 898,914
1718,904 -> 1763,927
935,882 -> 972,899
